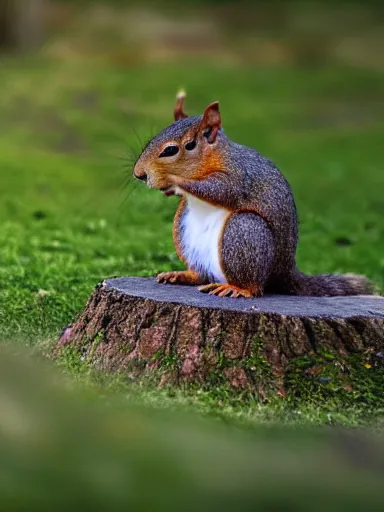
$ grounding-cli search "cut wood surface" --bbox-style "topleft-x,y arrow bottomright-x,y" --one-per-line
58,277 -> 384,393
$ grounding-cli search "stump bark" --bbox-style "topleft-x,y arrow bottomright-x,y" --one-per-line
58,277 -> 384,394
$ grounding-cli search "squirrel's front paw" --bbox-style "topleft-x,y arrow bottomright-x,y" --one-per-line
157,270 -> 205,286
157,271 -> 182,284
198,283 -> 259,298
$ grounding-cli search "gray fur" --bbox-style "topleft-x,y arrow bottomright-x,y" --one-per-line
221,213 -> 274,294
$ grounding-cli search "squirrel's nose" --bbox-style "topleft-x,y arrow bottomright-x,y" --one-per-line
134,170 -> 147,182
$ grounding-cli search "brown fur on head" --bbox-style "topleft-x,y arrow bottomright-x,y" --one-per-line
133,94 -> 224,196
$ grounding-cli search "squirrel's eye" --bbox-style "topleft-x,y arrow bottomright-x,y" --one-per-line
185,140 -> 196,151
159,145 -> 179,158
203,128 -> 212,140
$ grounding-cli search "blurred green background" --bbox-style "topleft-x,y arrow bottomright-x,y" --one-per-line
0,0 -> 383,343
0,1 -> 384,507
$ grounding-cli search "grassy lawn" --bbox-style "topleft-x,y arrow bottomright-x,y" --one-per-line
0,1 -> 383,431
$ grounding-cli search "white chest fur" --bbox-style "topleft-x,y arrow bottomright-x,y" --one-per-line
180,194 -> 228,283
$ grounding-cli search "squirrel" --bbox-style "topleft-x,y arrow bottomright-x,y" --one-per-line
133,92 -> 373,298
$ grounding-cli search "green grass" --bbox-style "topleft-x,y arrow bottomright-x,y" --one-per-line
0,2 -> 383,430
1,347 -> 383,511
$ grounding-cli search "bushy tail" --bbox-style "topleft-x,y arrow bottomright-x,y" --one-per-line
292,271 -> 374,297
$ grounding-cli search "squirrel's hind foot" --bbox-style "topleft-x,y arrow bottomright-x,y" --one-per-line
157,270 -> 206,286
198,283 -> 257,298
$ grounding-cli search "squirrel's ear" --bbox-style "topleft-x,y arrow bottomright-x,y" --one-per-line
199,101 -> 221,143
174,90 -> 188,121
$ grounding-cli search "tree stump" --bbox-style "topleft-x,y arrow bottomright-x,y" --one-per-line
58,277 -> 384,395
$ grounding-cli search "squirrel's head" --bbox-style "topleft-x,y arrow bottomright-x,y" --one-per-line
133,92 -> 224,196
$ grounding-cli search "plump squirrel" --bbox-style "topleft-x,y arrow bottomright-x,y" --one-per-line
133,92 -> 373,298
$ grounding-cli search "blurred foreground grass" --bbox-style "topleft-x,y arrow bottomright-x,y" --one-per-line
0,1 -> 383,428
0,346 -> 384,511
